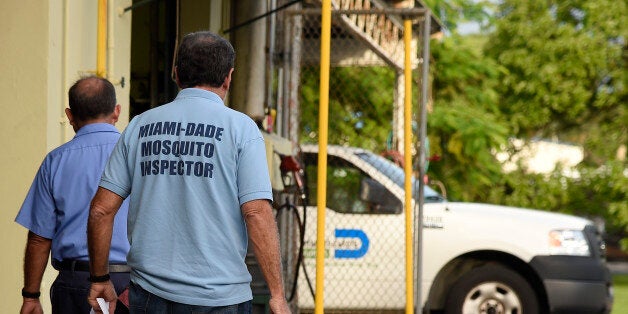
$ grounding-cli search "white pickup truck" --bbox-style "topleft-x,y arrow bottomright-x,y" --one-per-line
294,144 -> 613,314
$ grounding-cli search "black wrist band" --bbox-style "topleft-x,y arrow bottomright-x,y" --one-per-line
21,289 -> 41,299
88,273 -> 111,282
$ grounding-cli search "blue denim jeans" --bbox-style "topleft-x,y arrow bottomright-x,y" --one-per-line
128,281 -> 252,314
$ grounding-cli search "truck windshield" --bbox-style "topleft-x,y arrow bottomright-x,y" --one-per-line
355,152 -> 445,203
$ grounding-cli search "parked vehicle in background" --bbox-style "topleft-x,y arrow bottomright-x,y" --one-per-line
296,144 -> 613,314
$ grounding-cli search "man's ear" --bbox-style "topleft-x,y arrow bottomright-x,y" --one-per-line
173,66 -> 182,88
222,68 -> 234,90
65,108 -> 74,127
111,104 -> 121,123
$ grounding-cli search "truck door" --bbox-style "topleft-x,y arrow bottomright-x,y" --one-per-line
297,151 -> 408,310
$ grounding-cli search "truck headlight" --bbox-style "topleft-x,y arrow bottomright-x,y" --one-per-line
548,230 -> 591,256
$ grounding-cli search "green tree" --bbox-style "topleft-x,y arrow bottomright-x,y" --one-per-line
299,66 -> 396,152
484,0 -> 628,250
298,0 -> 509,201
484,0 -> 627,164
427,34 -> 510,201
422,0 -> 495,33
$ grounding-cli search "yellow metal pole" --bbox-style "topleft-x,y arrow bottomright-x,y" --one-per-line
316,1 -> 332,313
403,19 -> 414,314
97,0 -> 107,78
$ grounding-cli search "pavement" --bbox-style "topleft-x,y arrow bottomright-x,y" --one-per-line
608,261 -> 628,275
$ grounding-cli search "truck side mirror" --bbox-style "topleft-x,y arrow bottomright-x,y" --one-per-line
359,178 -> 402,214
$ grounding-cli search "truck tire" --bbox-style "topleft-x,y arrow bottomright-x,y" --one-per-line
444,264 -> 539,314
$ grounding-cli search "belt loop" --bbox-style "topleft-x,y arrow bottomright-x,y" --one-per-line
71,260 -> 77,272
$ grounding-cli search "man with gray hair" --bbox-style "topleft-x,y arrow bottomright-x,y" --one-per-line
87,31 -> 290,313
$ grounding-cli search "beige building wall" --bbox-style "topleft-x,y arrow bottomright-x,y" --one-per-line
0,1 -> 131,312
0,2 -> 50,312
179,1 -> 230,40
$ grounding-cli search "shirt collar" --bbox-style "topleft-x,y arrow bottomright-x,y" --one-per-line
74,123 -> 120,138
175,88 -> 224,104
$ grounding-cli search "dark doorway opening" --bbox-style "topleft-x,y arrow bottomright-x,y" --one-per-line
129,0 -> 178,119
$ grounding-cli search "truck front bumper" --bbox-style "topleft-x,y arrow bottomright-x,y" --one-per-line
530,256 -> 613,314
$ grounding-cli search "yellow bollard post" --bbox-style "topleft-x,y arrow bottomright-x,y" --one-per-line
403,18 -> 414,314
97,0 -> 107,78
316,1 -> 332,313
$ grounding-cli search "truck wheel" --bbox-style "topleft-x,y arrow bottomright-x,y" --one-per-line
444,264 -> 539,314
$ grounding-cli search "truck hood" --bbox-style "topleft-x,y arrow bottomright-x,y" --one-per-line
442,202 -> 592,230
421,202 -> 595,262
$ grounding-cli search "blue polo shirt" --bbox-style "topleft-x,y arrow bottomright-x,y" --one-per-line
15,123 -> 130,263
100,88 -> 273,306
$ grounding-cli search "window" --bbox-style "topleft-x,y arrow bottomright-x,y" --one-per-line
302,153 -> 402,214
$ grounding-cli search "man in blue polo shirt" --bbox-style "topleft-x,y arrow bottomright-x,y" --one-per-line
87,31 -> 290,313
15,76 -> 130,314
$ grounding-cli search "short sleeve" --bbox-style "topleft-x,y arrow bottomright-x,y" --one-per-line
15,159 -> 56,239
100,128 -> 132,198
236,135 -> 273,205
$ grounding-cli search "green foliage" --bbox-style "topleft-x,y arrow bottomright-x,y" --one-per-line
427,99 -> 509,201
422,0 -> 495,33
299,66 -> 396,152
566,163 -> 628,235
486,168 -> 567,212
484,0 -> 628,165
427,34 -> 509,201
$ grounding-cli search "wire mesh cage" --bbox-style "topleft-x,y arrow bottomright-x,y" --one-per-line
280,2 -> 429,311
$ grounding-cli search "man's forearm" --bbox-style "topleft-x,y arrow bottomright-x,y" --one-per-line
242,200 -> 286,299
23,231 -> 51,293
88,187 -> 123,276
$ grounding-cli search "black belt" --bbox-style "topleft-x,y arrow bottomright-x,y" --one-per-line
52,260 -> 131,273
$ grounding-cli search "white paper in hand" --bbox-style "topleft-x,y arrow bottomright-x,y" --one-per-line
89,297 -> 110,314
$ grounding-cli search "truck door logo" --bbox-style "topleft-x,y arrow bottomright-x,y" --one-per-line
334,229 -> 370,259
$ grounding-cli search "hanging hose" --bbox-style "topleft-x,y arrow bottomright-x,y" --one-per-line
296,200 -> 316,301
275,151 -> 316,302
276,198 -> 314,301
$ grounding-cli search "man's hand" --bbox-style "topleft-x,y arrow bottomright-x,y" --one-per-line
20,298 -> 43,314
269,297 -> 292,314
87,281 -> 118,313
